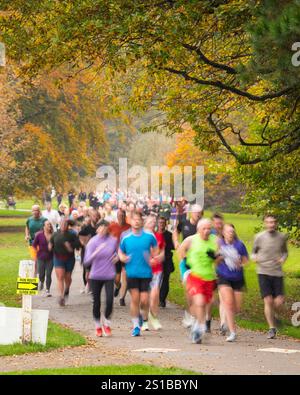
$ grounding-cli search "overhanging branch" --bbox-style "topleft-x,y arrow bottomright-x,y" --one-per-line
162,67 -> 296,102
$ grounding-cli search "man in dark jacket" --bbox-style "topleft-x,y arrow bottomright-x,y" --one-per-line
157,217 -> 175,307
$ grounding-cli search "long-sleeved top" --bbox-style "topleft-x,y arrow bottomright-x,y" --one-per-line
83,235 -> 118,280
252,230 -> 288,277
32,231 -> 53,261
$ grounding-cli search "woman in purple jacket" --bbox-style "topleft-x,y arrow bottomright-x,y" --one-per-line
32,220 -> 54,296
84,220 -> 118,337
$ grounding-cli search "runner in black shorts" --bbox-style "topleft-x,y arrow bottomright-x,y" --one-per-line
252,214 -> 288,339
119,212 -> 159,337
127,278 -> 151,293
258,275 -> 284,299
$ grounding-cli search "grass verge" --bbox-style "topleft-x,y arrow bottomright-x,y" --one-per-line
0,228 -> 86,356
1,364 -> 198,375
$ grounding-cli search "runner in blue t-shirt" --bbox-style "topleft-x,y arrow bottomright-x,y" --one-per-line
119,212 -> 159,337
216,224 -> 249,342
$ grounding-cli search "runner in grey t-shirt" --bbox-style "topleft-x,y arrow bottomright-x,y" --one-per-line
252,214 -> 288,339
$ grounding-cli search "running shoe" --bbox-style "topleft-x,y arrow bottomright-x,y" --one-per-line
64,288 -> 70,301
148,311 -> 162,330
45,289 -> 52,297
219,323 -> 228,336
114,284 -> 121,298
205,319 -> 211,333
267,328 -> 277,339
119,298 -> 126,307
141,321 -> 149,331
38,282 -> 44,291
182,311 -> 194,328
159,301 -> 166,308
131,326 -> 141,337
191,329 -> 202,344
96,327 -> 103,337
226,332 -> 237,342
102,326 -> 112,337
58,297 -> 65,307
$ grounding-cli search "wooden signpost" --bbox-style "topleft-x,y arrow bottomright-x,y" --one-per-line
18,260 -> 38,344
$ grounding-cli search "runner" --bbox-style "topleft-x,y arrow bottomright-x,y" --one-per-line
158,217 -> 175,308
173,204 -> 203,329
25,205 -> 47,262
58,203 -> 69,221
179,219 -> 222,344
211,212 -> 225,334
126,202 -> 136,225
103,202 -> 116,223
108,209 -> 131,304
211,213 -> 224,237
78,210 -> 101,294
217,224 -> 249,342
32,220 -> 54,296
49,219 -> 81,306
83,220 -> 118,337
68,190 -> 76,208
252,214 -> 288,339
78,189 -> 87,202
118,212 -> 159,337
42,201 -> 61,231
170,201 -> 178,231
143,216 -> 165,331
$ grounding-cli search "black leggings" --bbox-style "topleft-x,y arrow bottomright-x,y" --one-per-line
160,272 -> 171,304
90,279 -> 114,321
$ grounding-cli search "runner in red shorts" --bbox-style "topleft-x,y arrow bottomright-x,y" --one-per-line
179,219 -> 222,344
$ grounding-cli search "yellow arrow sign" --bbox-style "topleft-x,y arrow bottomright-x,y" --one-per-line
17,282 -> 37,290
17,277 -> 38,294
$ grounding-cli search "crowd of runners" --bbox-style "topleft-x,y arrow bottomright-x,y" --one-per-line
25,189 -> 288,344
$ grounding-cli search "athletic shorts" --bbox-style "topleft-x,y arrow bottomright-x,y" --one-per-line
186,274 -> 216,303
258,274 -> 284,298
53,256 -> 75,273
115,260 -> 124,274
150,272 -> 163,290
127,278 -> 152,293
217,276 -> 246,291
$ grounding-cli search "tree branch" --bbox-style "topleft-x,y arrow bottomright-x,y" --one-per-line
208,113 -> 300,164
181,43 -> 237,75
162,67 -> 296,102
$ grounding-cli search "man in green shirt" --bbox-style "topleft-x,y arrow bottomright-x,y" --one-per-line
180,218 -> 222,344
25,205 -> 47,259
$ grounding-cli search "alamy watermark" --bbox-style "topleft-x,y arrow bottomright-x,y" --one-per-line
291,302 -> 300,327
291,42 -> 300,66
96,158 -> 204,205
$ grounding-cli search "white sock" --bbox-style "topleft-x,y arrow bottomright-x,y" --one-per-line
132,317 -> 139,328
103,317 -> 111,327
192,320 -> 201,332
94,319 -> 101,329
200,324 -> 206,333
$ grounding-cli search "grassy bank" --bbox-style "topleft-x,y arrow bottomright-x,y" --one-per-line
0,228 -> 86,356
